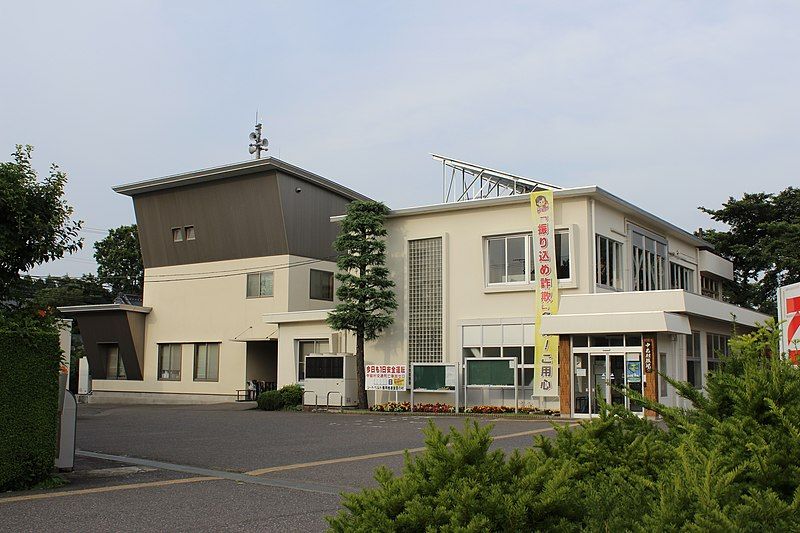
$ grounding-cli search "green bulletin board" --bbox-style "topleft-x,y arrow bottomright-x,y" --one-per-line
466,358 -> 515,387
413,365 -> 452,391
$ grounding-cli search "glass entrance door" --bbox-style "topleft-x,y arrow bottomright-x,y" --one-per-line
609,354 -> 625,406
589,355 -> 606,414
573,351 -> 644,416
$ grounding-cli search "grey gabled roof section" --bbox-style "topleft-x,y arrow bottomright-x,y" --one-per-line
113,157 -> 371,201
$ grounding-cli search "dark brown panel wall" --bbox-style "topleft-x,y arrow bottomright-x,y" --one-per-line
277,172 -> 353,261
133,170 -> 354,268
133,171 -> 287,268
74,311 -> 146,380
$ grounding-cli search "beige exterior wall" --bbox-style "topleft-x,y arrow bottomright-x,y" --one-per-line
92,189 -> 760,411
91,254 -> 339,399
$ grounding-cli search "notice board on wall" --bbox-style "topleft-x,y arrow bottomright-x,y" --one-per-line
466,358 -> 515,387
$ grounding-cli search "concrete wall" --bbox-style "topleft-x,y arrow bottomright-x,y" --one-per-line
90,254 -> 337,398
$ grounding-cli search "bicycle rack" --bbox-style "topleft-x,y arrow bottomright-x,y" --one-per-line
326,391 -> 343,412
303,390 -> 318,411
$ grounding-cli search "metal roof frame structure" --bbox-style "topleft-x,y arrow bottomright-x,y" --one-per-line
432,153 -> 561,203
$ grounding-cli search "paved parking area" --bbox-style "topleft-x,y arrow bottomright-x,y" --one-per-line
0,403 -> 568,532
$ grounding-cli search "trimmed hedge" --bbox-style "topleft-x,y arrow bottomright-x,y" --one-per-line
257,390 -> 283,411
257,384 -> 305,411
278,384 -> 303,407
0,329 -> 61,491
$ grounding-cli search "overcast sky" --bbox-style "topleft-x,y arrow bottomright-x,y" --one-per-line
2,1 -> 798,277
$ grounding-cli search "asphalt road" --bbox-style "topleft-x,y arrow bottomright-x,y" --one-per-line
0,403 -> 566,532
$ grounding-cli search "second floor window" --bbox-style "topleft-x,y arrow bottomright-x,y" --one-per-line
488,234 -> 527,284
309,269 -> 334,301
596,235 -> 623,289
631,226 -> 667,291
670,262 -> 694,292
486,231 -> 571,286
247,271 -> 274,298
701,275 -> 721,300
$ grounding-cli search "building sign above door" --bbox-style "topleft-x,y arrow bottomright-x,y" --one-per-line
643,338 -> 654,373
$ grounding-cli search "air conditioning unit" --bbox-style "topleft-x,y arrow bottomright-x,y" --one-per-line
303,353 -> 358,408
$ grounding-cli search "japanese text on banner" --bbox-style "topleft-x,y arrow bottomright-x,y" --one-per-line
531,191 -> 559,397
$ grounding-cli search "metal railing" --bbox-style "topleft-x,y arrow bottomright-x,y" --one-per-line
326,391 -> 343,412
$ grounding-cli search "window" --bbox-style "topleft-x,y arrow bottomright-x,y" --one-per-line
553,230 -> 571,281
486,231 -> 571,286
158,344 -> 182,381
185,226 -> 195,240
686,331 -> 702,389
409,237 -> 443,364
461,324 -> 535,393
297,339 -> 330,381
309,269 -> 334,301
194,343 -> 219,382
701,275 -> 721,300
247,271 -> 274,298
659,352 -> 668,397
172,227 -> 184,242
706,333 -> 730,373
596,235 -> 623,289
488,234 -> 527,284
631,225 -> 667,291
670,262 -> 694,292
105,345 -> 126,380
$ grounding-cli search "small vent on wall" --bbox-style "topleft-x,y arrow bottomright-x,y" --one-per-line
331,332 -> 340,353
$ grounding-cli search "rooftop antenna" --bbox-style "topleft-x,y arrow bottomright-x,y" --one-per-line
248,111 -> 269,159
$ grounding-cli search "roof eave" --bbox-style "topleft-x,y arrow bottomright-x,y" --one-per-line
113,157 -> 371,202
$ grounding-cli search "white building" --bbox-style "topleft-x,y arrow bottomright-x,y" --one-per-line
62,155 -> 769,416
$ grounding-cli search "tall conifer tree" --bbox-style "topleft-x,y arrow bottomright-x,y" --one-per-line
327,201 -> 397,409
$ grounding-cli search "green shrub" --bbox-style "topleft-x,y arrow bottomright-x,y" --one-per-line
328,321 -> 800,531
0,328 -> 61,491
257,390 -> 283,411
278,384 -> 303,407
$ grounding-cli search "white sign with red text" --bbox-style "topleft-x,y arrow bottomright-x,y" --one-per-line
778,281 -> 800,365
365,364 -> 407,391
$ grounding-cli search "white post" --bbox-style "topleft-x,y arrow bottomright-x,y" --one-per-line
455,363 -> 460,413
463,361 -> 469,413
410,364 -> 414,413
514,360 -> 519,413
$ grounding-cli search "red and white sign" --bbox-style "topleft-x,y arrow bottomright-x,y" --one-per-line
365,364 -> 407,391
778,281 -> 800,364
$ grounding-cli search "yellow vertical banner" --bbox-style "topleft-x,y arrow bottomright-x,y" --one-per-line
531,191 -> 559,397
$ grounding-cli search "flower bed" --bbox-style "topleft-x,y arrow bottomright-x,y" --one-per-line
369,402 -> 557,415
464,405 -> 559,416
370,402 -> 455,413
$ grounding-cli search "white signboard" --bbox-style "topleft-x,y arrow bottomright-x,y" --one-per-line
778,281 -> 800,364
365,364 -> 407,391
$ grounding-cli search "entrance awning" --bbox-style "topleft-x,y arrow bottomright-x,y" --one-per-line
539,311 -> 691,335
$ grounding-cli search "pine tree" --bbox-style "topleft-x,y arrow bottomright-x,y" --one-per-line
327,201 -> 397,409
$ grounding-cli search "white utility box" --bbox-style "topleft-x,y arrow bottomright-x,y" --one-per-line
303,353 -> 358,408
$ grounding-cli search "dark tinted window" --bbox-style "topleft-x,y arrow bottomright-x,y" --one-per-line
310,269 -> 334,301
